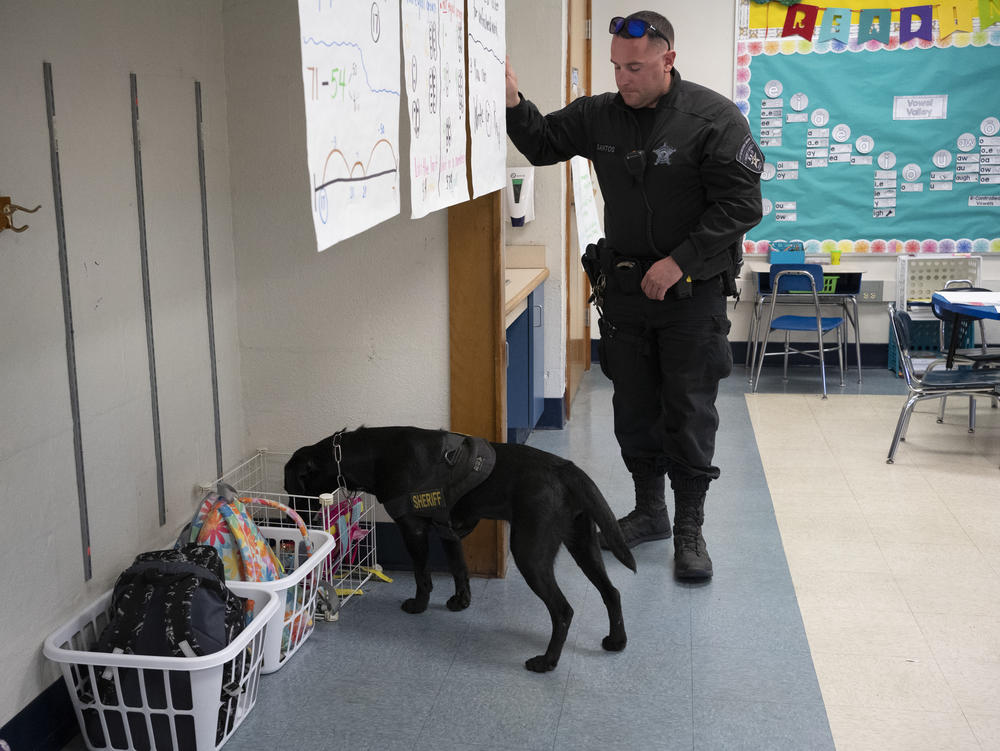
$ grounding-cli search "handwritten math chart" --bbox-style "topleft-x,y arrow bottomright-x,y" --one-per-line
402,0 -> 470,218
468,0 -> 506,198
298,0 -> 401,251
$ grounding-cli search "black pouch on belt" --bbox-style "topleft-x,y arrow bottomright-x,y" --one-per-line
612,256 -> 643,295
582,240 -> 603,289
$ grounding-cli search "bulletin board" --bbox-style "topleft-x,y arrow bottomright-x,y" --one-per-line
735,1 -> 1000,256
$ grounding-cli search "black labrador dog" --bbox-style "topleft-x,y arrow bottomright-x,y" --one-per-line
284,426 -> 636,672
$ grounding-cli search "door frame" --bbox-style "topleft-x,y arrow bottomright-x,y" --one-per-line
563,0 -> 593,420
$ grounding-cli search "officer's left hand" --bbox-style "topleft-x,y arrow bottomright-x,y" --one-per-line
641,257 -> 683,300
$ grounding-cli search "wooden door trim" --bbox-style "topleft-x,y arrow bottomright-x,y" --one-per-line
564,0 -> 593,420
448,193 -> 508,578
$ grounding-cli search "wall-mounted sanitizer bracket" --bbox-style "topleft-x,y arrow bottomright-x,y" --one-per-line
506,166 -> 535,227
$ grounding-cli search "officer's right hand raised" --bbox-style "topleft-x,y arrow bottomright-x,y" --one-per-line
505,57 -> 520,108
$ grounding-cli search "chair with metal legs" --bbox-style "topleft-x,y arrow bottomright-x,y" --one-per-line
751,264 -> 844,398
885,303 -> 1000,465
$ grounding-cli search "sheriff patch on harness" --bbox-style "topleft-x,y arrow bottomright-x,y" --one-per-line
380,432 -> 496,540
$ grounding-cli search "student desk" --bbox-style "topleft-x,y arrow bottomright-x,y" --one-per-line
931,289 -> 1000,368
745,260 -> 864,381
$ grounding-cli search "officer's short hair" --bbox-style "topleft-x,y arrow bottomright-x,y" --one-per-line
626,10 -> 674,50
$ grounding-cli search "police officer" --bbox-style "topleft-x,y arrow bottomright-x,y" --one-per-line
505,11 -> 763,580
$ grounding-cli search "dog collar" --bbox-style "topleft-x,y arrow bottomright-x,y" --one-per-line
332,430 -> 350,496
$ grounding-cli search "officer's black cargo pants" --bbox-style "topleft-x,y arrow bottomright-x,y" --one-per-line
597,276 -> 733,495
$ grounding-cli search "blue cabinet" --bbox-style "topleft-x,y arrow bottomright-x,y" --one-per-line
506,288 -> 544,444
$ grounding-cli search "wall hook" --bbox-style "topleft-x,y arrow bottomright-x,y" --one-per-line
1,196 -> 42,233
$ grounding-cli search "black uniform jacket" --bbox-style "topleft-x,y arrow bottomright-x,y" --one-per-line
506,69 -> 763,282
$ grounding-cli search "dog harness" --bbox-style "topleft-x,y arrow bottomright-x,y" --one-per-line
381,432 -> 496,540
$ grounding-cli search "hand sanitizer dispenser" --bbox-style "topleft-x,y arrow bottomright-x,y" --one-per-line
506,167 -> 535,226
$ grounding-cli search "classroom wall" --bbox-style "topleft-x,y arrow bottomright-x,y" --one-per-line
592,1 -> 738,97
0,0 -> 243,724
504,3 -> 568,400
3,0 -> 533,728
223,0 -> 451,452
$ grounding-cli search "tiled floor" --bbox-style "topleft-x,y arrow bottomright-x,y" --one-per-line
60,363 -> 1000,750
748,388 -> 1000,751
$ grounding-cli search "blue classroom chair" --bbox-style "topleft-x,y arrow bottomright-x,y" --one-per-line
750,263 -> 844,398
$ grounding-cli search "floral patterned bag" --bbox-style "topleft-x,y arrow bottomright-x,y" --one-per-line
178,484 -> 311,582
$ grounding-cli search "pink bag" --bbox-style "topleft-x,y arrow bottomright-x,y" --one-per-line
321,495 -> 368,567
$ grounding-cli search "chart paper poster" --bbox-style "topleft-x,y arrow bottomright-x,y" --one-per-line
734,1 -> 1000,256
468,0 -> 507,197
402,0 -> 470,218
570,156 -> 604,252
298,0 -> 401,251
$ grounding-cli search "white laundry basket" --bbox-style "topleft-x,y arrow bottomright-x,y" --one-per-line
43,583 -> 278,751
252,525 -> 335,673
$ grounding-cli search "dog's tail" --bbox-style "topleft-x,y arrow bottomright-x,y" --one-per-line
565,464 -> 637,573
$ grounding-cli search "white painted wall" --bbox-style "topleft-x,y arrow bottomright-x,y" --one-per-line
0,0 -> 242,722
504,2 -> 568,399
592,1 -> 738,98
224,0 -> 450,451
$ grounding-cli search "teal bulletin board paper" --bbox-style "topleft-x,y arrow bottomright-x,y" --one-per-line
744,42 -> 1000,251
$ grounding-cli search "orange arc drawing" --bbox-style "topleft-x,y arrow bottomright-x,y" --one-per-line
317,138 -> 399,191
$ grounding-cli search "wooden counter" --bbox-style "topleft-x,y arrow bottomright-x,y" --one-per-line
505,267 -> 549,328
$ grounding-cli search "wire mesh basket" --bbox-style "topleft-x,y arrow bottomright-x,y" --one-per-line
208,450 -> 379,619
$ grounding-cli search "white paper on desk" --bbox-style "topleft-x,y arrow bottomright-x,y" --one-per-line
936,291 -> 1000,306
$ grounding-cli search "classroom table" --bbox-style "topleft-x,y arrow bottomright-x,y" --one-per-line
931,289 -> 1000,368
744,261 -> 864,382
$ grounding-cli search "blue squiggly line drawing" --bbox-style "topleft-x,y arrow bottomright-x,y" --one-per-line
303,36 -> 401,96
468,35 -> 504,67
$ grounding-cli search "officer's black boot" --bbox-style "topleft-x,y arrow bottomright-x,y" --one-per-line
601,475 -> 671,549
673,493 -> 713,581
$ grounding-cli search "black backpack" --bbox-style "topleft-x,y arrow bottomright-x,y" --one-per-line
84,544 -> 248,749
95,543 -> 245,659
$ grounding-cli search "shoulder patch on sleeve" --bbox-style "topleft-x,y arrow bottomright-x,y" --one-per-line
736,134 -> 765,175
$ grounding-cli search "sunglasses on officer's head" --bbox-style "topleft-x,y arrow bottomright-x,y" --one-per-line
609,16 -> 671,49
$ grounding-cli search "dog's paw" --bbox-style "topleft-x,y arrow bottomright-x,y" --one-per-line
446,591 -> 471,611
524,655 -> 557,673
401,598 -> 428,614
601,634 -> 627,652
